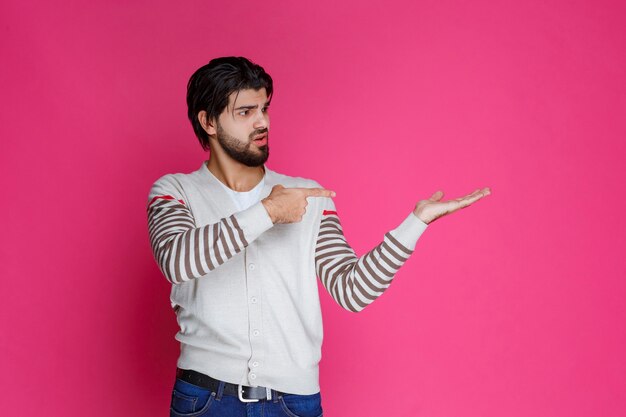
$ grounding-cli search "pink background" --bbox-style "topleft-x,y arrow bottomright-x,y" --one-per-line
2,0 -> 625,415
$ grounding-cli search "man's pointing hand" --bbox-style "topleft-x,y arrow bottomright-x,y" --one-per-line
262,185 -> 336,224
414,187 -> 491,224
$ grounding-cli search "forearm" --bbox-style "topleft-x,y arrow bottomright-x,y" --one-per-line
315,210 -> 427,312
148,197 -> 273,284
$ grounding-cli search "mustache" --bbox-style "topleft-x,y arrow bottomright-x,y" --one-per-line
250,128 -> 268,139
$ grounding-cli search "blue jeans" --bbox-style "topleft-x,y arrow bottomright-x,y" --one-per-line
170,377 -> 324,417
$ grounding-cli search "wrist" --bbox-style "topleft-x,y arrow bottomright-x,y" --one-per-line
412,209 -> 430,225
262,198 -> 277,224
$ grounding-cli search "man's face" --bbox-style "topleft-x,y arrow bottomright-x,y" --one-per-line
211,88 -> 270,167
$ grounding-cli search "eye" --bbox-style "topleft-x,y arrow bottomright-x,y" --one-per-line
262,107 -> 269,113
238,110 -> 249,116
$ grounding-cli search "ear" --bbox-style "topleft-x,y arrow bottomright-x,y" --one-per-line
198,111 -> 217,136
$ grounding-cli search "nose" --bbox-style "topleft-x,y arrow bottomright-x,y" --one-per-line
253,109 -> 269,130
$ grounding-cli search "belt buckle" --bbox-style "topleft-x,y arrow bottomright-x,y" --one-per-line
238,384 -> 260,403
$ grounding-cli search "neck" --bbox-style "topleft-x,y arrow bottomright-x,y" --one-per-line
205,155 -> 265,192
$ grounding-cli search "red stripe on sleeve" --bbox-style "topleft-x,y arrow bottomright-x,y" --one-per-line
323,210 -> 338,216
147,195 -> 186,208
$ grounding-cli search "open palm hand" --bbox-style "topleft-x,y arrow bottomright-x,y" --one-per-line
414,187 -> 491,225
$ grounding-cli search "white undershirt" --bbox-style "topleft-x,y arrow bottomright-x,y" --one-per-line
216,174 -> 266,211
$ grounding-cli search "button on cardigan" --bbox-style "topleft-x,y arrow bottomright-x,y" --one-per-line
146,161 -> 428,395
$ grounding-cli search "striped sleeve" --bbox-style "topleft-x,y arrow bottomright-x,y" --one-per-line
314,197 -> 428,313
146,175 -> 274,284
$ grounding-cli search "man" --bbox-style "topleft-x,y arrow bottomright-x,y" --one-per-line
147,56 -> 491,416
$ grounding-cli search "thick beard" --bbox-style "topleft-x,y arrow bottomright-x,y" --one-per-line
215,123 -> 269,167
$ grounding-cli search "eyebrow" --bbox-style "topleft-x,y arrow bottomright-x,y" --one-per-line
234,102 -> 271,111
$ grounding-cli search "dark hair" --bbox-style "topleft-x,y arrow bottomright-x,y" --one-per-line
186,56 -> 273,151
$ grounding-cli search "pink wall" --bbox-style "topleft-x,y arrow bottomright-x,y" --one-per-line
2,0 -> 625,415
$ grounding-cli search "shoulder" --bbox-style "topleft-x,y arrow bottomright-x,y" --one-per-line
266,167 -> 321,189
149,172 -> 185,192
147,172 -> 191,207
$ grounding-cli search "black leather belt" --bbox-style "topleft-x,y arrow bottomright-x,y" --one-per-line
176,368 -> 287,402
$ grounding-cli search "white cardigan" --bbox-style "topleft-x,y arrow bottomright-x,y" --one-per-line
146,161 -> 428,394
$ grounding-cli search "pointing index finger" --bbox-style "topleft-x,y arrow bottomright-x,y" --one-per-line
302,187 -> 336,198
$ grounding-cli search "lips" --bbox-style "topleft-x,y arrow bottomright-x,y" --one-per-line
252,134 -> 268,146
